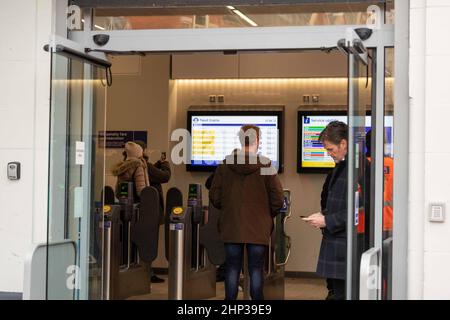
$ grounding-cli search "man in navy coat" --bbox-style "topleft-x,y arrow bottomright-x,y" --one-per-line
303,121 -> 348,300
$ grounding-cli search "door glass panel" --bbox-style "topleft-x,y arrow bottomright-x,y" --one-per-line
93,2 -> 391,30
386,2 -> 395,25
347,48 -> 372,300
382,47 -> 394,300
47,51 -> 107,300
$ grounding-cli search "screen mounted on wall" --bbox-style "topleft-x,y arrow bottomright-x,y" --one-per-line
187,110 -> 284,172
297,111 -> 393,173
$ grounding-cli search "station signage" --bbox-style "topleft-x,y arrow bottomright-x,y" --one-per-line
98,131 -> 148,148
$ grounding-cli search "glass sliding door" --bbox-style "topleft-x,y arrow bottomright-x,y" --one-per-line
381,47 -> 395,300
46,46 -> 109,300
344,39 -> 392,300
346,41 -> 373,300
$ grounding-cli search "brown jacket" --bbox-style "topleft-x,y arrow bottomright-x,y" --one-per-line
209,152 -> 284,245
112,159 -> 150,199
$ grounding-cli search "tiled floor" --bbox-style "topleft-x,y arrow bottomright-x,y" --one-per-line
128,276 -> 328,300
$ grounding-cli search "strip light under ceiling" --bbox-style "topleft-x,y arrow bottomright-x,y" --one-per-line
227,6 -> 258,27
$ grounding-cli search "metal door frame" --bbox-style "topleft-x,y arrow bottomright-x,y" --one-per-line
45,34 -> 110,299
343,29 -> 383,300
51,0 -> 409,300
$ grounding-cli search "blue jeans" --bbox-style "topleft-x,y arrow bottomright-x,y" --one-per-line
224,243 -> 267,300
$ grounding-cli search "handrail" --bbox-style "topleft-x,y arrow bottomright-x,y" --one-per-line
359,247 -> 380,300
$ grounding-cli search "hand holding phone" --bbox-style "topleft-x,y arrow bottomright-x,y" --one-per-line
300,215 -> 311,222
302,212 -> 326,228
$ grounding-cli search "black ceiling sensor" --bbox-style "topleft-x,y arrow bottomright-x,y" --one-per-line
223,50 -> 238,55
93,34 -> 110,46
355,28 -> 373,41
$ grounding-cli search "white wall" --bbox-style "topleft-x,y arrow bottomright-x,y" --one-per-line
409,0 -> 450,300
0,0 -> 53,293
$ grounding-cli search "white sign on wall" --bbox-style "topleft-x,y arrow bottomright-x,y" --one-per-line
75,141 -> 85,165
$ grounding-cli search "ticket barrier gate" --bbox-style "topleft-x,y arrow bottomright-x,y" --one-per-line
102,183 -> 160,299
165,187 -> 183,262
243,189 -> 292,300
168,184 -> 225,300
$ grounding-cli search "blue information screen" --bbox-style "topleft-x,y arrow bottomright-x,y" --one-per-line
300,114 -> 393,170
190,115 -> 280,169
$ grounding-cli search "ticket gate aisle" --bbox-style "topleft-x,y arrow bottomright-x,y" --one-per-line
102,183 -> 160,300
168,184 -> 225,300
243,189 -> 292,300
168,185 -> 290,300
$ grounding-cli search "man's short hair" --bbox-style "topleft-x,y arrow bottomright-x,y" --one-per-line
319,121 -> 348,145
238,125 -> 261,147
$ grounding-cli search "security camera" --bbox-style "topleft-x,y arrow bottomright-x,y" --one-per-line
354,28 -> 373,41
93,34 -> 110,46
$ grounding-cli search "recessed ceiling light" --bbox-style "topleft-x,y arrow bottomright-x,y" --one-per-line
232,9 -> 258,27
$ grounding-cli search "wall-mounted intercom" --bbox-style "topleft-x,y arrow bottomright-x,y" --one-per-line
7,162 -> 21,180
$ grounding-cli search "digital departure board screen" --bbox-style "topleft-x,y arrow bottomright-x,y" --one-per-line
187,110 -> 283,172
298,111 -> 393,173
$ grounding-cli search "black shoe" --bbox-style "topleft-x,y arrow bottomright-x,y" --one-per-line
151,275 -> 165,283
325,290 -> 335,300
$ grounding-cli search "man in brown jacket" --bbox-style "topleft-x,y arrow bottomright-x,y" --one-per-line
209,125 -> 284,300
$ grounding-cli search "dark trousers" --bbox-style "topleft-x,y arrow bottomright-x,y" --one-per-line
224,243 -> 266,300
326,278 -> 333,299
217,263 -> 226,281
327,278 -> 346,300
